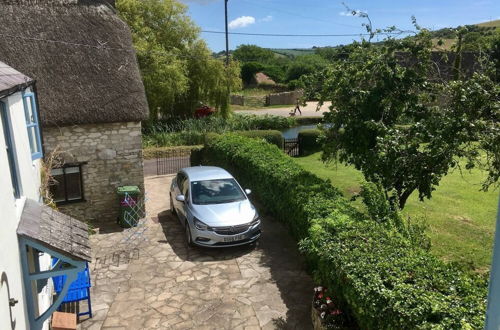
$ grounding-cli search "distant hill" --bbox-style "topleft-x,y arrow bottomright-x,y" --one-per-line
268,20 -> 500,55
430,20 -> 499,50
269,48 -> 315,58
477,19 -> 500,28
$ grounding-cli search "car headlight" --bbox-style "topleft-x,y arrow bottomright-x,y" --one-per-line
194,218 -> 211,231
250,214 -> 260,226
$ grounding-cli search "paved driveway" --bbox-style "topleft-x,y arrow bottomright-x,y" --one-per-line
235,101 -> 331,117
80,175 -> 313,329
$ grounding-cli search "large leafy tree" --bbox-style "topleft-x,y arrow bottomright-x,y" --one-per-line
308,28 -> 499,209
117,0 -> 240,119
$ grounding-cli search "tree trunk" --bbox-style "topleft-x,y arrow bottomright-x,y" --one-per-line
398,188 -> 415,209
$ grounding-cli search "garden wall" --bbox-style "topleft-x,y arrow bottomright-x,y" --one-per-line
266,90 -> 304,106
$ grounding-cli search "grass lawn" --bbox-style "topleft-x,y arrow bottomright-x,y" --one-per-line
294,152 -> 499,272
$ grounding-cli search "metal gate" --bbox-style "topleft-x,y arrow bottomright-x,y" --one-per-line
283,138 -> 300,157
156,149 -> 191,175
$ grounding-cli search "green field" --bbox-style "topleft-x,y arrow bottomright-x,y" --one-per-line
294,152 -> 499,272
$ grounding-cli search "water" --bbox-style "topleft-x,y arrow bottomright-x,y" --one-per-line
280,125 -> 317,139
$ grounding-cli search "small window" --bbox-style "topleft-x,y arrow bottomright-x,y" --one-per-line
50,164 -> 84,204
22,92 -> 43,160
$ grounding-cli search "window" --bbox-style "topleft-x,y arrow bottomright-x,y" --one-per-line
50,164 -> 85,204
22,92 -> 42,160
191,179 -> 246,205
1,100 -> 22,198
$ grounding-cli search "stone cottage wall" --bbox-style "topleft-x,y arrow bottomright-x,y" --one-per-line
42,122 -> 144,225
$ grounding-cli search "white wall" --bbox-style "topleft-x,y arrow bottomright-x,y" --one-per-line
0,87 -> 50,330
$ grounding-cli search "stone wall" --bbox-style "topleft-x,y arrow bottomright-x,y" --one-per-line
230,94 -> 244,106
266,90 -> 304,106
42,121 -> 144,225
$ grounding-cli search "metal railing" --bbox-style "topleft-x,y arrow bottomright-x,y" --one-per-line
283,138 -> 300,157
156,149 -> 192,175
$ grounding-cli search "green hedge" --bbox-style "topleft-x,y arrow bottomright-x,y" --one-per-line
298,129 -> 321,156
295,116 -> 323,125
200,134 -> 487,329
236,130 -> 283,149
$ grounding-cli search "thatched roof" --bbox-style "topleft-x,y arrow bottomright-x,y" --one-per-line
0,0 -> 149,127
0,60 -> 34,98
254,72 -> 276,86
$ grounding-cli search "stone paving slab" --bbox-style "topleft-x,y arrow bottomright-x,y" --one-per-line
79,175 -> 313,329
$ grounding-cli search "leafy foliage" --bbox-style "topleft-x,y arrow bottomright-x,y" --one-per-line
297,129 -> 321,156
116,0 -> 241,119
200,134 -> 486,329
143,114 -> 295,147
306,27 -> 500,208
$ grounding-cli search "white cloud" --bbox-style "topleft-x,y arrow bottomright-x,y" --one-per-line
261,15 -> 273,22
229,16 -> 256,29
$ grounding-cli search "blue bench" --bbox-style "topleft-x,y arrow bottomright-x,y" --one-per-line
51,258 -> 92,319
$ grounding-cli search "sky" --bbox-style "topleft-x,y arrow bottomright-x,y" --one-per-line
180,0 -> 500,51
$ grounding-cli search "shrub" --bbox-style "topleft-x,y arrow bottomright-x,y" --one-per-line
295,116 -> 323,125
200,134 -> 487,329
237,130 -> 283,149
143,145 -> 203,160
298,129 -> 321,156
143,114 -> 295,147
142,131 -> 205,148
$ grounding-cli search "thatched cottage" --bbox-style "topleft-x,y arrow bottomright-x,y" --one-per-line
0,0 -> 149,224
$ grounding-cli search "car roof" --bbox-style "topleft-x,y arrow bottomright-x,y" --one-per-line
181,166 -> 234,182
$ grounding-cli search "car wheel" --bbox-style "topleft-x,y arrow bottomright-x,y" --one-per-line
185,221 -> 194,247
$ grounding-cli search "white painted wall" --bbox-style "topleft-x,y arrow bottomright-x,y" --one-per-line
0,87 -> 51,330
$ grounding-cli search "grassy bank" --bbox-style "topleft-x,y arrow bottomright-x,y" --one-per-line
294,152 -> 499,272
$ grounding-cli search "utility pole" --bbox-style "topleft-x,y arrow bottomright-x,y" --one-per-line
486,196 -> 500,330
224,0 -> 229,66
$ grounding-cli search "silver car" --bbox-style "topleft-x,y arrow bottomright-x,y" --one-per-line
169,166 -> 262,247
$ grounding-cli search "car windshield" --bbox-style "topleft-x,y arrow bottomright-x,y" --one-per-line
191,179 -> 246,205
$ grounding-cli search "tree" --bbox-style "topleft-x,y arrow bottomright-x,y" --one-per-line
285,54 -> 328,82
233,44 -> 276,63
308,27 -> 499,209
116,0 -> 240,119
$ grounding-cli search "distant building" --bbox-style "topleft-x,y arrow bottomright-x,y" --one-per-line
0,61 -> 91,330
0,0 -> 149,225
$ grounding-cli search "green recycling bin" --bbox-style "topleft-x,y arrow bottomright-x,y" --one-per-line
117,186 -> 141,228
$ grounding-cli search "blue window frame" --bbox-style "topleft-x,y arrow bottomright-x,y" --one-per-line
22,92 -> 43,160
0,100 -> 22,198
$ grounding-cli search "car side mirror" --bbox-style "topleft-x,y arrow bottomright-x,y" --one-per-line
176,195 -> 186,202
245,189 -> 252,195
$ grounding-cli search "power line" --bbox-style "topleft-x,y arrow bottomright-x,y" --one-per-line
202,30 -> 414,37
238,0 -> 361,29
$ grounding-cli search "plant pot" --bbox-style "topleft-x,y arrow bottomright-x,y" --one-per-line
311,295 -> 327,330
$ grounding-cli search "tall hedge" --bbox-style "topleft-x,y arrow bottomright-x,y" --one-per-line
201,134 -> 487,329
236,130 -> 283,149
298,129 -> 321,156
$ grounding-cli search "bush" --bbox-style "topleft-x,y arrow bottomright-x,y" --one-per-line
295,116 -> 323,125
143,145 -> 203,160
237,130 -> 283,149
298,129 -> 321,156
143,114 -> 295,147
143,131 -> 205,148
200,134 -> 487,329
